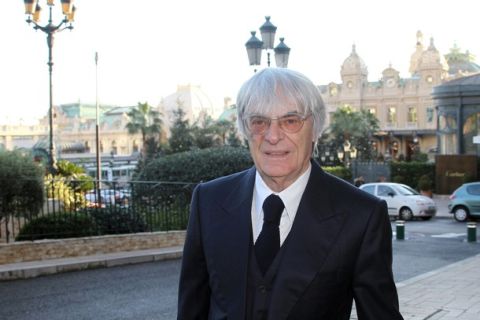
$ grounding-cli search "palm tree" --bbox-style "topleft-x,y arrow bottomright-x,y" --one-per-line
328,105 -> 379,161
126,102 -> 163,151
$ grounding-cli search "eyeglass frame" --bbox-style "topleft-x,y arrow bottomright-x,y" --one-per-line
243,112 -> 312,136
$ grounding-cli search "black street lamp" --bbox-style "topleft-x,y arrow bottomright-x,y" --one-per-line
337,140 -> 357,167
245,16 -> 291,71
23,0 -> 76,173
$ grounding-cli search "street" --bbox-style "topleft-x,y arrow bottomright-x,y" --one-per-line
0,219 -> 479,320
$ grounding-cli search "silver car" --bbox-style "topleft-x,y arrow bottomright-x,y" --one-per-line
359,182 -> 437,220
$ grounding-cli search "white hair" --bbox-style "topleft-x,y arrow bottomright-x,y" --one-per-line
236,68 -> 326,140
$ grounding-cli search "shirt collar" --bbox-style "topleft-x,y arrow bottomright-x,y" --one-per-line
255,163 -> 311,222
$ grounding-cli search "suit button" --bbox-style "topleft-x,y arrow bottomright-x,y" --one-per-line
258,285 -> 267,293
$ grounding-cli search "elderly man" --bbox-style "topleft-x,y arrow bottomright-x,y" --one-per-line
178,68 -> 403,320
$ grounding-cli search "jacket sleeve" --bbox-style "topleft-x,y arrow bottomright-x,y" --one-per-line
353,200 -> 404,320
177,184 -> 211,319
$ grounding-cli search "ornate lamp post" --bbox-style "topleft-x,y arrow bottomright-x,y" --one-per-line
23,0 -> 76,173
245,16 -> 291,71
337,140 -> 357,167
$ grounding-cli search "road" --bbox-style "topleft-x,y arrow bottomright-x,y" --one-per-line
0,219 -> 478,320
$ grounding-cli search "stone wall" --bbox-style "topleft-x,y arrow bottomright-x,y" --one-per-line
0,231 -> 186,265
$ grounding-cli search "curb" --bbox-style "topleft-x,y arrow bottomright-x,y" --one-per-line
395,253 -> 480,289
0,246 -> 183,281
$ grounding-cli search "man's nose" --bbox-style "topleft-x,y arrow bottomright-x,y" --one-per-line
264,119 -> 283,143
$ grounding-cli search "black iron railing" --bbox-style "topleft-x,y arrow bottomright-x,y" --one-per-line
0,179 -> 196,243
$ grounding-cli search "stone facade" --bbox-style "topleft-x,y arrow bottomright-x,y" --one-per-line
0,231 -> 186,265
319,31 -> 480,161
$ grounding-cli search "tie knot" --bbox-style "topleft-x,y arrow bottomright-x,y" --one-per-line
262,194 -> 284,225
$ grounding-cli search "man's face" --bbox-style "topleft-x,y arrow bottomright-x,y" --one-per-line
247,105 -> 314,192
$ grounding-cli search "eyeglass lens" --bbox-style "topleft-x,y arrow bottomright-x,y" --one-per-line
247,114 -> 306,134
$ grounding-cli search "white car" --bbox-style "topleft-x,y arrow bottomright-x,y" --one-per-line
84,189 -> 121,206
359,182 -> 437,220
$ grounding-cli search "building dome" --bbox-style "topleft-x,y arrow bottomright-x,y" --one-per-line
445,44 -> 480,76
409,30 -> 424,76
417,38 -> 449,72
341,44 -> 368,77
160,84 -> 216,128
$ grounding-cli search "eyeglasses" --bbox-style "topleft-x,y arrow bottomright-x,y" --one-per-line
244,113 -> 311,135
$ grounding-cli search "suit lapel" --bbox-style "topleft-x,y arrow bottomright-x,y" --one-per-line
210,167 -> 256,319
269,162 -> 347,319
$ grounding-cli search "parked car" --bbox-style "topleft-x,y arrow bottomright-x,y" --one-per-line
84,189 -> 122,207
448,182 -> 480,222
359,182 -> 437,220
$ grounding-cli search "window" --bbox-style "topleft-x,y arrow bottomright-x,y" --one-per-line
378,185 -> 395,197
467,184 -> 480,195
362,185 -> 375,195
367,107 -> 376,116
426,108 -> 434,123
387,107 -> 397,123
463,112 -> 480,154
408,107 -> 417,123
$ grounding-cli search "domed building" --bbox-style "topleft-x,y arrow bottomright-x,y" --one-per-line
159,84 -> 218,136
320,31 -> 480,162
444,43 -> 480,77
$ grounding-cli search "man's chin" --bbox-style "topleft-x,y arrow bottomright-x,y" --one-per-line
258,166 -> 291,180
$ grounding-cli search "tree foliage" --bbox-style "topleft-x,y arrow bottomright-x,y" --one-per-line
328,105 -> 380,160
191,112 -> 222,149
0,151 -> 44,217
126,101 -> 163,147
0,151 -> 44,241
168,106 -> 195,153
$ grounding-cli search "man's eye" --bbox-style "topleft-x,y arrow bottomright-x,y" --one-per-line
282,116 -> 301,125
251,118 -> 268,126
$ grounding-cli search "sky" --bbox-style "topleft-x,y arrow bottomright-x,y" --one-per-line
1,0 -> 479,123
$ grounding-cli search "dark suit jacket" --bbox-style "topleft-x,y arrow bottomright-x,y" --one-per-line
178,161 -> 403,320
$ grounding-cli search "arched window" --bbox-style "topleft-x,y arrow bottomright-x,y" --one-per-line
111,140 -> 118,155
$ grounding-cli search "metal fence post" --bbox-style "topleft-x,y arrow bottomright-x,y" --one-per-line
396,220 -> 405,240
467,222 -> 477,242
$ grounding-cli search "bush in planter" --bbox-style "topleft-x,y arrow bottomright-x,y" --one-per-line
15,213 -> 97,241
417,174 -> 433,197
390,161 -> 434,190
81,207 -> 148,235
323,166 -> 352,182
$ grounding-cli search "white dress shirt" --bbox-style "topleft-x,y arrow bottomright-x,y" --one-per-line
251,164 -> 311,245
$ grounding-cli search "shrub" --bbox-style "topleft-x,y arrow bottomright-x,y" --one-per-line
417,174 -> 433,191
392,175 -> 405,184
0,151 -> 44,218
137,146 -> 253,183
390,161 -> 435,191
15,213 -> 97,241
323,166 -> 352,182
82,207 -> 148,235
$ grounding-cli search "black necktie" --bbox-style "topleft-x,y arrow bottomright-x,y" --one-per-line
255,194 -> 284,275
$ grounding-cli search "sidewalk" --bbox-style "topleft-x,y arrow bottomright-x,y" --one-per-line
0,246 -> 183,281
395,253 -> 480,319
433,194 -> 451,219
2,247 -> 480,319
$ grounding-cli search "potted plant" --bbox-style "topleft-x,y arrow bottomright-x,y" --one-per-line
417,174 -> 433,198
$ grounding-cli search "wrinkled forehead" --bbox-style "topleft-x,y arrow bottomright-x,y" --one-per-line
244,87 -> 307,117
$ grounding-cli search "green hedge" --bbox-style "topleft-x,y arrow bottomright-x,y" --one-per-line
16,213 -> 97,241
391,161 -> 435,191
138,146 -> 253,183
81,207 -> 148,235
323,166 -> 352,182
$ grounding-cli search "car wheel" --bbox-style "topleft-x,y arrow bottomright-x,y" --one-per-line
399,207 -> 413,221
453,206 -> 469,222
